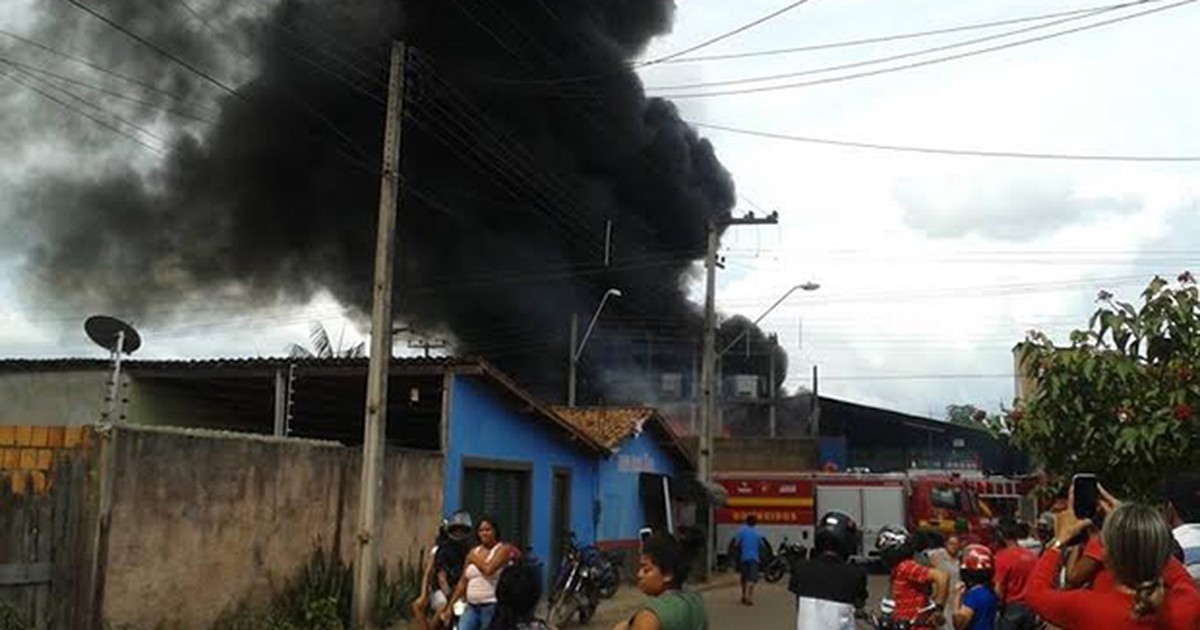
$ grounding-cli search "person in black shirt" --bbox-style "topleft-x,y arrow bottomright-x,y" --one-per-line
789,511 -> 870,629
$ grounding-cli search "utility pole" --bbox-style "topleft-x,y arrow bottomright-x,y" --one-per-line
812,364 -> 821,438
768,334 -> 777,439
352,40 -> 405,630
568,313 -> 579,406
698,211 -> 777,571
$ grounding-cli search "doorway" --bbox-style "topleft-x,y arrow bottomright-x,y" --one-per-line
551,468 -> 572,573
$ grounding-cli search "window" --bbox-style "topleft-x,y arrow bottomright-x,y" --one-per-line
462,464 -> 531,548
930,486 -> 961,511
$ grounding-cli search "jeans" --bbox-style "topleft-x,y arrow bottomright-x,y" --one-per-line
998,603 -> 1040,630
459,603 -> 497,630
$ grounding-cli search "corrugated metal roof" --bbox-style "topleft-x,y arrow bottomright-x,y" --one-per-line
0,355 -> 610,455
0,356 -> 479,372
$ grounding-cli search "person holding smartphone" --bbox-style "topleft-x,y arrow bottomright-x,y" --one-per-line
1026,484 -> 1200,629
1062,474 -> 1116,592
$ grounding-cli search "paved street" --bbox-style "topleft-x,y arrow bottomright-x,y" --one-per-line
584,574 -> 894,629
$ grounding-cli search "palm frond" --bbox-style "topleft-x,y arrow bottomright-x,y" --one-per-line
309,322 -> 333,359
288,344 -> 314,359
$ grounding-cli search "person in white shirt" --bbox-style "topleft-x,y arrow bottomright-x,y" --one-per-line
1165,473 -> 1200,586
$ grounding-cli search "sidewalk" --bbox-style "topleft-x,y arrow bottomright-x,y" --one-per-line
393,573 -> 742,629
583,572 -> 741,628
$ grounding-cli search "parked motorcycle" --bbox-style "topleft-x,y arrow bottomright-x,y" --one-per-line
856,602 -> 942,630
591,548 -> 622,599
546,533 -> 601,627
763,537 -> 807,583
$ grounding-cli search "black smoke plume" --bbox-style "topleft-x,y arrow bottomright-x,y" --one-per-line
6,0 -> 787,401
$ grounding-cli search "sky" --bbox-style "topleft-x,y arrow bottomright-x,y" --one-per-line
1,0 -> 1198,418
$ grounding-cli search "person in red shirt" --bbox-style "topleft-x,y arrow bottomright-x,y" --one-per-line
1065,531 -> 1117,592
1027,487 -> 1200,630
877,526 -> 950,628
993,518 -> 1040,630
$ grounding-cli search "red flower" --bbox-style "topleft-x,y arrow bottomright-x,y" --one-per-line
1010,410 -> 1024,423
1174,403 -> 1193,421
1178,366 -> 1194,381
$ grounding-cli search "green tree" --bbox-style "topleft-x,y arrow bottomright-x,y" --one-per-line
1008,273 -> 1200,499
946,403 -> 990,428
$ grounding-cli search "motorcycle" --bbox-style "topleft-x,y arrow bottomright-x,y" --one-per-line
546,533 -> 601,627
857,602 -> 942,630
591,548 -> 622,599
763,537 -> 807,583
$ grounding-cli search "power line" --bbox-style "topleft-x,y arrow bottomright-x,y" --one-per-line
648,1 -> 1126,92
641,0 -> 814,67
691,121 -> 1200,162
1,68 -> 165,156
481,0 -> 814,87
0,56 -> 215,123
648,0 -> 1152,65
61,0 -> 242,99
658,0 -> 1195,98
0,28 -> 219,111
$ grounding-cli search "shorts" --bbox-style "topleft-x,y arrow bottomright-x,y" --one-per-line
739,560 -> 760,583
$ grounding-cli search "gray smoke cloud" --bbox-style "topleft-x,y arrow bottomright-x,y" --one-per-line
3,0 -> 786,400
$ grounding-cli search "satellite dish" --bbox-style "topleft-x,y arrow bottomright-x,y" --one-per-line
84,315 -> 141,423
85,315 -> 141,355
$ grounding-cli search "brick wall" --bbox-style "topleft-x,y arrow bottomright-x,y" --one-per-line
0,426 -> 91,495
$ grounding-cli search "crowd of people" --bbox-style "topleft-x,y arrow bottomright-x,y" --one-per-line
410,510 -> 710,630
409,472 -> 1199,630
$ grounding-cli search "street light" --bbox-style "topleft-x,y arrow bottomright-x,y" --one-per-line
568,288 -> 622,407
718,281 -> 819,356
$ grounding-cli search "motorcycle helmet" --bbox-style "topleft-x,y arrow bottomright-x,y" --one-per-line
814,510 -> 861,561
959,543 -> 995,587
448,510 -> 474,539
875,525 -> 913,569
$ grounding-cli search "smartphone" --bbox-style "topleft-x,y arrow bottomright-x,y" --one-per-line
1072,474 -> 1099,520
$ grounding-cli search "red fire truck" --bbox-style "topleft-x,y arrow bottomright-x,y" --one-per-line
715,471 -> 1029,561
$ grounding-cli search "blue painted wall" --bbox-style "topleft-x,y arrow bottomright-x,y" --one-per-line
597,431 -> 678,544
444,374 -> 598,576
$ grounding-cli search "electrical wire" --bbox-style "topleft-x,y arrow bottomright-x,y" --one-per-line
641,0 -> 814,67
1,68 -> 166,155
61,0 -> 242,99
691,121 -> 1200,162
0,27 -> 219,111
648,0 -> 1156,65
657,0 -> 1195,99
648,1 -> 1127,92
0,55 -> 216,123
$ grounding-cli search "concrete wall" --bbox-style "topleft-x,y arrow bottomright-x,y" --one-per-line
0,371 -> 109,426
100,425 -> 442,630
597,433 -> 677,544
713,437 -> 817,472
444,375 -> 597,578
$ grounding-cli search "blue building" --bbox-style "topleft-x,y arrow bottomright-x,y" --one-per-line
553,407 -> 695,551
440,364 -> 609,577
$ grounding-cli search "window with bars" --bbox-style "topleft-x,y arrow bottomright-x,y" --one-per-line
462,464 -> 531,548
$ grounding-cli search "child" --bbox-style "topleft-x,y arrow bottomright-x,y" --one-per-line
952,544 -> 999,630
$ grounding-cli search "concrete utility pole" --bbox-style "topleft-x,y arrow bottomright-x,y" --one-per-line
352,40 -> 405,630
768,334 -> 777,439
568,313 -> 579,406
698,211 -> 777,570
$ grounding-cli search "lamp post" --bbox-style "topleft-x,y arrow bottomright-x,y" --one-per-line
702,280 -> 819,572
718,282 -> 819,357
568,288 -> 622,407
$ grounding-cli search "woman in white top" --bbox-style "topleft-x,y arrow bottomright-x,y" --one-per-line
444,516 -> 515,630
